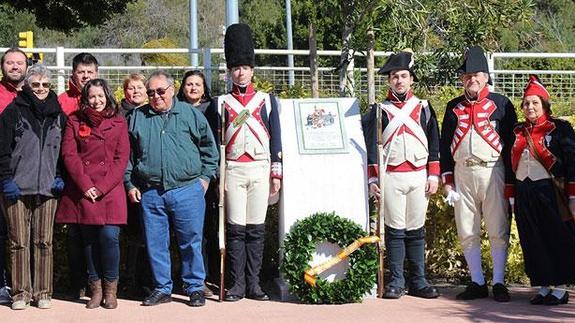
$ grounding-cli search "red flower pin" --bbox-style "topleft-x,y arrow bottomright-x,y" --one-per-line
79,122 -> 91,138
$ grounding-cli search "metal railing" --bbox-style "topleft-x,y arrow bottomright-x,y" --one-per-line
2,47 -> 575,100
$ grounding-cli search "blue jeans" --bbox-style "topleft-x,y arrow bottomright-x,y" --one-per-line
80,225 -> 121,282
141,181 -> 205,295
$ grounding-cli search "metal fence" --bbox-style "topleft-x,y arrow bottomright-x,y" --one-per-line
3,47 -> 575,101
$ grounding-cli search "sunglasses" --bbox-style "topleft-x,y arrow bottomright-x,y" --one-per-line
146,85 -> 172,97
31,82 -> 51,89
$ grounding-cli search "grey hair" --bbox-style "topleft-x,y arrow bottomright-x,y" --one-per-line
147,70 -> 174,86
24,64 -> 51,86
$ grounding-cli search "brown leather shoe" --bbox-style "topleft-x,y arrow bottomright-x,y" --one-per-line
86,280 -> 102,309
203,284 -> 214,297
102,280 -> 118,309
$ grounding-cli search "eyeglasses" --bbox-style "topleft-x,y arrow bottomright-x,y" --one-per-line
146,85 -> 172,97
31,82 -> 51,89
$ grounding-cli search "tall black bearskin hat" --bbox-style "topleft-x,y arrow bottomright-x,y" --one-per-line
378,49 -> 418,81
457,46 -> 492,84
224,23 -> 255,69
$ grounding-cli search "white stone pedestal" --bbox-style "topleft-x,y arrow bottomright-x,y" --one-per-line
272,98 -> 369,301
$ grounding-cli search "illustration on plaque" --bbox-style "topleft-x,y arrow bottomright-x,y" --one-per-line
294,101 -> 348,154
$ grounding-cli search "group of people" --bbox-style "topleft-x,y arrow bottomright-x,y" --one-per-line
0,21 -> 573,312
363,46 -> 575,306
0,23 -> 281,310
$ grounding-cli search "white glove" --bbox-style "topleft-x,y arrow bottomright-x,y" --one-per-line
508,197 -> 515,207
443,190 -> 461,207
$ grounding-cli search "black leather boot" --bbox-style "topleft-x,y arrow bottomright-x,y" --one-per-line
245,224 -> 269,301
406,227 -> 439,298
383,226 -> 406,299
225,223 -> 246,301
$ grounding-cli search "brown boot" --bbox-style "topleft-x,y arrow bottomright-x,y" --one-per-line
102,280 -> 118,309
86,280 -> 102,309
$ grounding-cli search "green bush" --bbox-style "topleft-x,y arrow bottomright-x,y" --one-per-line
424,193 -> 529,284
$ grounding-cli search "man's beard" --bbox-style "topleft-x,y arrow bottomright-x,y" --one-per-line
1,69 -> 25,84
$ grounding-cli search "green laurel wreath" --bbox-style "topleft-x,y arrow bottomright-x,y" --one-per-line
280,212 -> 379,304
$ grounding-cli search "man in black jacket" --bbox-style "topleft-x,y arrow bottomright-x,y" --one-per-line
363,49 -> 440,300
440,46 -> 517,302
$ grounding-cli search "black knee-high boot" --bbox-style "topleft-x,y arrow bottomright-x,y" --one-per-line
385,225 -> 406,291
245,224 -> 268,300
225,223 -> 246,299
405,227 -> 428,290
405,227 -> 439,298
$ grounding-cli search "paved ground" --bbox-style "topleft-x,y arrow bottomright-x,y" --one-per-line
1,286 -> 574,323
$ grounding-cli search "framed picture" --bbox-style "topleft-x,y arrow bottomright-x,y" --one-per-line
294,100 -> 349,154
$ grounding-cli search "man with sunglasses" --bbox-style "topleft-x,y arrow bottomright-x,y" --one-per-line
124,70 -> 218,307
0,47 -> 29,306
219,23 -> 282,302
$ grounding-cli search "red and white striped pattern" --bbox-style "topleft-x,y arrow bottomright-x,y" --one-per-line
451,99 -> 502,154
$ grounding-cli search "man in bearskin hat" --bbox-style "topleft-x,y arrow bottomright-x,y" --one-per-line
440,46 -> 517,302
219,23 -> 282,302
363,49 -> 440,299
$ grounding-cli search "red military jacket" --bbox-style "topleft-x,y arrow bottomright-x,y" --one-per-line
363,89 -> 440,180
506,113 -> 575,198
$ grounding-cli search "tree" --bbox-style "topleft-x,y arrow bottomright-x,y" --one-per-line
420,0 -> 535,85
2,0 -> 136,31
240,0 -> 286,52
243,0 -> 535,89
0,4 -> 37,47
337,0 -> 382,96
531,0 -> 575,51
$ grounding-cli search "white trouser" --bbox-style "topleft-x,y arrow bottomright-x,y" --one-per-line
454,162 -> 510,284
453,162 -> 509,251
383,169 -> 428,230
225,160 -> 270,226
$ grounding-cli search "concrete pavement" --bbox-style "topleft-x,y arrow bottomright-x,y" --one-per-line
1,286 -> 574,323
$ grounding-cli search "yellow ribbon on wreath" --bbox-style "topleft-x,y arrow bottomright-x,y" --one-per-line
304,236 -> 380,287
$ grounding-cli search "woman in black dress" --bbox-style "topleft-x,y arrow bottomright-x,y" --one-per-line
508,75 -> 575,305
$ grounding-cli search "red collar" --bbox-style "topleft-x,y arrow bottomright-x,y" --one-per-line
231,83 -> 256,96
231,83 -> 257,106
526,113 -> 550,128
386,89 -> 413,103
463,85 -> 489,104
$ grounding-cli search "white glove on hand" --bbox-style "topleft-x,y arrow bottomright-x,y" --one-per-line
508,197 -> 515,207
443,190 -> 461,207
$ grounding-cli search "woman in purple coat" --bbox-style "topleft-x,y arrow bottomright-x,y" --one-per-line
55,79 -> 130,309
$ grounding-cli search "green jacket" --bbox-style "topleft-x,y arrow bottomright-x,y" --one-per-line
124,98 -> 219,191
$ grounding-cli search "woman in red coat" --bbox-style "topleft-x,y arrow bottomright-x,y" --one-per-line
56,78 -> 130,309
